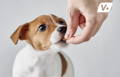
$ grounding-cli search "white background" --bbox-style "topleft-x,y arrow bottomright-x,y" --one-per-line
0,0 -> 120,77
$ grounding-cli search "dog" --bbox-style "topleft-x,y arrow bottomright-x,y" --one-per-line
11,14 -> 74,77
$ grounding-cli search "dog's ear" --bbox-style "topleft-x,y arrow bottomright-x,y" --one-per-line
50,14 -> 57,18
11,23 -> 29,45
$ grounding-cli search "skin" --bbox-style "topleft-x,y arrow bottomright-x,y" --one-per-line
65,0 -> 113,44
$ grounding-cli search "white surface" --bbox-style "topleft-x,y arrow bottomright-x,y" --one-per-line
0,0 -> 120,77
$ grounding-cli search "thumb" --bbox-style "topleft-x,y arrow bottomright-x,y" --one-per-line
65,9 -> 80,39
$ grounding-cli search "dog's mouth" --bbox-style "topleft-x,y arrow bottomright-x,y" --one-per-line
54,37 -> 67,47
58,38 -> 66,43
55,37 -> 66,44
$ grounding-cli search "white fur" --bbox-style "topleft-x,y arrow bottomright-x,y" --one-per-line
50,27 -> 63,44
13,44 -> 74,77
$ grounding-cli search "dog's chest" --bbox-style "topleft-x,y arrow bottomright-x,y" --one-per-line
13,45 -> 61,77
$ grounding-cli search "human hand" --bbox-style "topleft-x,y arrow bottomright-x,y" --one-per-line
65,0 -> 112,44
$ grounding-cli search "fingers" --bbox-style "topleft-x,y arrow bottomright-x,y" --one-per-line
79,24 -> 85,29
79,13 -> 86,24
67,17 -> 96,44
65,9 -> 80,39
66,13 -> 108,44
79,14 -> 86,29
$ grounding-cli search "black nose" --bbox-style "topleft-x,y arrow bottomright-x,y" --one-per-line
57,26 -> 67,34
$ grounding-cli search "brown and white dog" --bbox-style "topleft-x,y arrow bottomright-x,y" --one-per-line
11,14 -> 74,77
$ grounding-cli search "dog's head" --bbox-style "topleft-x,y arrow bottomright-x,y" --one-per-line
11,14 -> 67,50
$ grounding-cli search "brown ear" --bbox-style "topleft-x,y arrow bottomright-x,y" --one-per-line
10,23 -> 29,45
50,14 -> 57,18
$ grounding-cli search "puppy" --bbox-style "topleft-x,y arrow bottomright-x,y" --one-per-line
11,14 -> 74,77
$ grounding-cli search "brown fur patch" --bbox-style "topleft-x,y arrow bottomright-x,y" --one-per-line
11,23 -> 29,44
58,52 -> 67,76
26,15 -> 57,50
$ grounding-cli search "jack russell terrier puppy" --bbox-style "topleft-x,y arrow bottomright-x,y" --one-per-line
11,14 -> 74,77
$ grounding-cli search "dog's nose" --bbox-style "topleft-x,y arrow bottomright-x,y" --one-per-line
57,26 -> 67,34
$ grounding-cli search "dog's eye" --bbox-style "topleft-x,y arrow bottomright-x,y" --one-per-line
58,20 -> 65,25
38,24 -> 47,32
